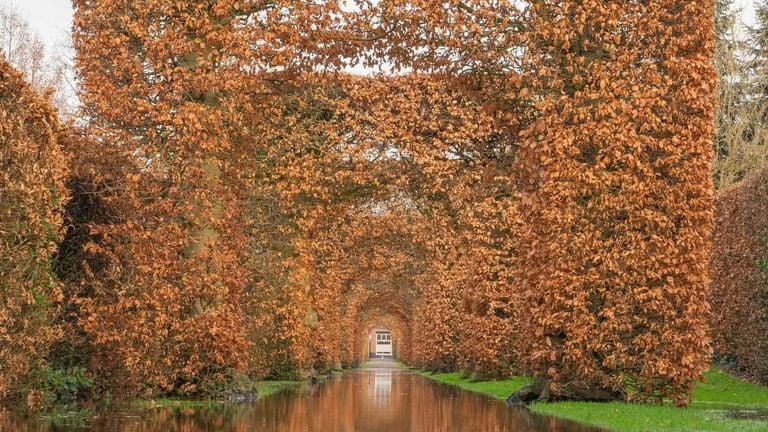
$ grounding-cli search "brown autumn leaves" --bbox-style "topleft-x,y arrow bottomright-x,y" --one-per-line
0,0 -> 718,406
0,60 -> 69,404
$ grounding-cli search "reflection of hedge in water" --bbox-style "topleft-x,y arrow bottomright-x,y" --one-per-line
0,59 -> 68,402
710,167 -> 768,384
0,374 -> 604,431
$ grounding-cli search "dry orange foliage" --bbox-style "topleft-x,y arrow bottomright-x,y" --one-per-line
260,72 -> 523,378
71,0 -> 276,395
512,1 -> 715,404
0,59 -> 68,401
68,0 -> 372,393
710,167 -> 768,384
0,0 -> 716,404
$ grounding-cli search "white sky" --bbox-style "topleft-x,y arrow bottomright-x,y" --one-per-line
741,0 -> 757,24
737,0 -> 758,37
3,0 -> 762,59
4,0 -> 73,51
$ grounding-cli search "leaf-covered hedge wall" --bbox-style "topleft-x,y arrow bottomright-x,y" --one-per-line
512,1 -> 716,405
0,1 -> 720,406
0,59 -> 68,401
710,167 -> 768,384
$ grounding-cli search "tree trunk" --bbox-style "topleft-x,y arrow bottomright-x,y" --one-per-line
506,379 -> 624,406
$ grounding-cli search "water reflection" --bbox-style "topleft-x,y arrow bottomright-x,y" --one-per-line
372,370 -> 392,406
1,371 -> 606,432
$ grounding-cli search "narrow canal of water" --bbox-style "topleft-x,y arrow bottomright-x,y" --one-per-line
2,370 -> 605,431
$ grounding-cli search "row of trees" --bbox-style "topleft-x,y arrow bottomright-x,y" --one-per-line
0,0 -> 723,408
715,0 -> 768,188
0,58 -> 68,406
0,5 -> 75,118
706,0 -> 768,387
710,167 -> 768,384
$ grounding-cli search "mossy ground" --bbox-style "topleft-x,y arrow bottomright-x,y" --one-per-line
257,380 -> 303,397
417,369 -> 768,432
136,380 -> 302,408
360,359 -> 407,369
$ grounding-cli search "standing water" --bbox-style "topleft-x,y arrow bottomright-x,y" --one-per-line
1,366 -> 605,431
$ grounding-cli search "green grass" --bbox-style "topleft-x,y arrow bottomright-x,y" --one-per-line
416,370 -> 532,399
418,369 -> 768,432
361,360 -> 408,369
136,380 -> 302,408
255,380 -> 302,398
693,369 -> 768,406
134,398 -> 226,409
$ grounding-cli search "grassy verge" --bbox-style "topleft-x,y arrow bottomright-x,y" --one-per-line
415,370 -> 532,399
360,360 -> 408,369
417,369 -> 768,432
136,380 -> 302,408
255,380 -> 303,398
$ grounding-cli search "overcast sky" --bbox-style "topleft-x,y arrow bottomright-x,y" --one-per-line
5,0 -> 73,51
4,0 -> 762,56
739,0 -> 758,31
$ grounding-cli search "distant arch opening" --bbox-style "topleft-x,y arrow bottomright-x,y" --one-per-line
368,327 -> 393,359
355,313 -> 411,365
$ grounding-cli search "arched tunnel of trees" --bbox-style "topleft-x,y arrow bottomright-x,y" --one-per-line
254,74 -> 520,382
0,0 -> 720,409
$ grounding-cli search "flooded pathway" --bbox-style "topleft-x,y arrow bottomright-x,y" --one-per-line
2,366 -> 605,431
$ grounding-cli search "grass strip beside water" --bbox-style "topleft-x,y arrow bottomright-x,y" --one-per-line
360,360 -> 408,369
417,369 -> 768,432
137,380 -> 302,408
256,380 -> 303,398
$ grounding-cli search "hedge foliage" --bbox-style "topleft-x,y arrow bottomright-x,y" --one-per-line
0,1 -> 719,406
71,0 -> 266,396
0,59 -> 68,401
710,167 -> 768,384
512,1 -> 715,405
